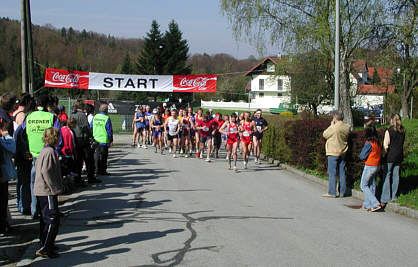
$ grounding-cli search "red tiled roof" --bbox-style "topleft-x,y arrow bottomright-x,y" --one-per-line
367,67 -> 394,82
358,84 -> 395,94
244,57 -> 281,76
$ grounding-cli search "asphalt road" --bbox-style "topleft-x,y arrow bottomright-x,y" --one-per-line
29,142 -> 418,267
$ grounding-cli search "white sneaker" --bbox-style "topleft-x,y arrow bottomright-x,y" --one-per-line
205,158 -> 211,162
180,149 -> 184,154
233,166 -> 238,172
173,154 -> 177,158
185,154 -> 189,158
243,162 -> 248,169
169,148 -> 172,153
199,153 -> 203,159
143,145 -> 148,149
137,144 -> 141,148
226,155 -> 229,161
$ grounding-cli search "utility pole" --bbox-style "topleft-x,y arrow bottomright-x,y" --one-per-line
334,0 -> 340,110
26,0 -> 34,95
20,0 -> 28,93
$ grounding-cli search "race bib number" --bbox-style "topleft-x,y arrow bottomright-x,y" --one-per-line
243,131 -> 250,137
203,126 -> 209,132
230,127 -> 237,133
256,126 -> 262,131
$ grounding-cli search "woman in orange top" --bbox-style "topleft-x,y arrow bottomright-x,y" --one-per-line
359,125 -> 382,212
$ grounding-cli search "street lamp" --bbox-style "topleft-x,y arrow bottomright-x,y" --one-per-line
334,0 -> 340,110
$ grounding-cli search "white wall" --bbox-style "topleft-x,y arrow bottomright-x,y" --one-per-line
251,74 -> 291,92
353,95 -> 384,107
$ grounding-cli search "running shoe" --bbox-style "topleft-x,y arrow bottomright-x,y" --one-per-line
243,162 -> 248,169
161,149 -> 164,155
199,153 -> 204,159
131,142 -> 136,147
137,144 -> 141,148
233,166 -> 238,172
169,148 -> 172,153
226,155 -> 229,161
143,145 -> 148,149
205,158 -> 211,162
180,149 -> 184,154
185,154 -> 189,158
173,154 -> 177,158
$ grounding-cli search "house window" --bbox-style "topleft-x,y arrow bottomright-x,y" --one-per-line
277,79 -> 283,90
267,64 -> 275,72
277,93 -> 282,97
259,93 -> 264,98
259,79 -> 264,90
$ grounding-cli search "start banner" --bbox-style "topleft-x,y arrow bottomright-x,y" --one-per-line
44,68 -> 217,93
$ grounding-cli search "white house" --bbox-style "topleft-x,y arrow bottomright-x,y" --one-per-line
244,56 -> 292,108
350,61 -> 395,108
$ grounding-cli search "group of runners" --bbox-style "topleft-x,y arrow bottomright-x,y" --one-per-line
131,106 -> 268,171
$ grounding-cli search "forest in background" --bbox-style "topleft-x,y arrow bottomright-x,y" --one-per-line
0,17 -> 257,102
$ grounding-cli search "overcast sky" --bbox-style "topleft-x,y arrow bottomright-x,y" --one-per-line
1,0 -> 277,59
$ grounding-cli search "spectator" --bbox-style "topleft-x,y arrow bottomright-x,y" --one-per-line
24,95 -> 60,218
71,100 -> 100,184
59,118 -> 77,180
13,93 -> 33,131
34,127 -> 63,258
381,114 -> 405,206
322,110 -> 350,198
57,105 -> 68,125
85,104 -> 95,125
91,103 -> 113,176
359,125 -> 382,212
14,95 -> 35,215
0,119 -> 16,236
0,93 -> 17,136
301,106 -> 308,120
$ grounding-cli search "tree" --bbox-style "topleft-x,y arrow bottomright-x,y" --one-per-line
117,51 -> 137,100
386,0 -> 417,118
162,20 -> 192,103
372,68 -> 381,84
136,20 -> 165,75
221,0 -> 387,126
290,51 -> 333,116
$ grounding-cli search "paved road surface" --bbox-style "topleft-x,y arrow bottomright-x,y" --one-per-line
29,144 -> 418,267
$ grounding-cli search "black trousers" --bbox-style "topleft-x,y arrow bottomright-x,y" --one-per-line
213,132 -> 222,149
94,145 -> 109,174
37,195 -> 60,251
0,182 -> 8,232
76,140 -> 95,181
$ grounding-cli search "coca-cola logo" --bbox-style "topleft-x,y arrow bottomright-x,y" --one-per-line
51,72 -> 80,85
179,77 -> 210,90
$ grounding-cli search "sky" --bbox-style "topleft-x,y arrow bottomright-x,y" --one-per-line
0,0 -> 277,59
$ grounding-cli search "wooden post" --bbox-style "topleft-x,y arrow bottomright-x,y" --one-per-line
26,0 -> 34,95
20,0 -> 28,93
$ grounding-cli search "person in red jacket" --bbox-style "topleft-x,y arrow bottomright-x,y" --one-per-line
359,125 -> 382,212
57,105 -> 68,126
59,118 -> 77,182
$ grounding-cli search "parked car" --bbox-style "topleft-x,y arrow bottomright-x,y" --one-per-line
270,103 -> 298,115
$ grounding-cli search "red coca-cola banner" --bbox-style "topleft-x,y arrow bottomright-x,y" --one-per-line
44,68 -> 216,93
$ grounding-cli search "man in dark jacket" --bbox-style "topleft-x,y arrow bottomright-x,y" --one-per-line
70,100 -> 101,184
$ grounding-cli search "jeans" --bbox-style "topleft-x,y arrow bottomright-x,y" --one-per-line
95,145 -> 109,174
381,162 -> 400,203
360,165 -> 380,209
0,182 -> 8,232
327,155 -> 346,196
30,158 -> 38,217
16,161 -> 32,213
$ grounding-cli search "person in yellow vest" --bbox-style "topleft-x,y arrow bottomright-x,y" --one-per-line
91,103 -> 113,176
23,95 -> 61,218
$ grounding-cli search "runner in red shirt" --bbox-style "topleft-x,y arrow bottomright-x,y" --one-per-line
220,113 -> 239,171
212,113 -> 225,158
196,112 -> 214,162
239,111 -> 255,169
194,108 -> 204,156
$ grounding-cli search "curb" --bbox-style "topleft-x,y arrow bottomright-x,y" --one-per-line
260,154 -> 418,220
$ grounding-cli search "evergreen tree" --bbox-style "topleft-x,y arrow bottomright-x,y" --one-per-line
161,20 -> 192,103
162,20 -> 191,75
372,68 -> 381,84
136,20 -> 165,75
121,51 -> 132,74
118,51 -> 138,100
